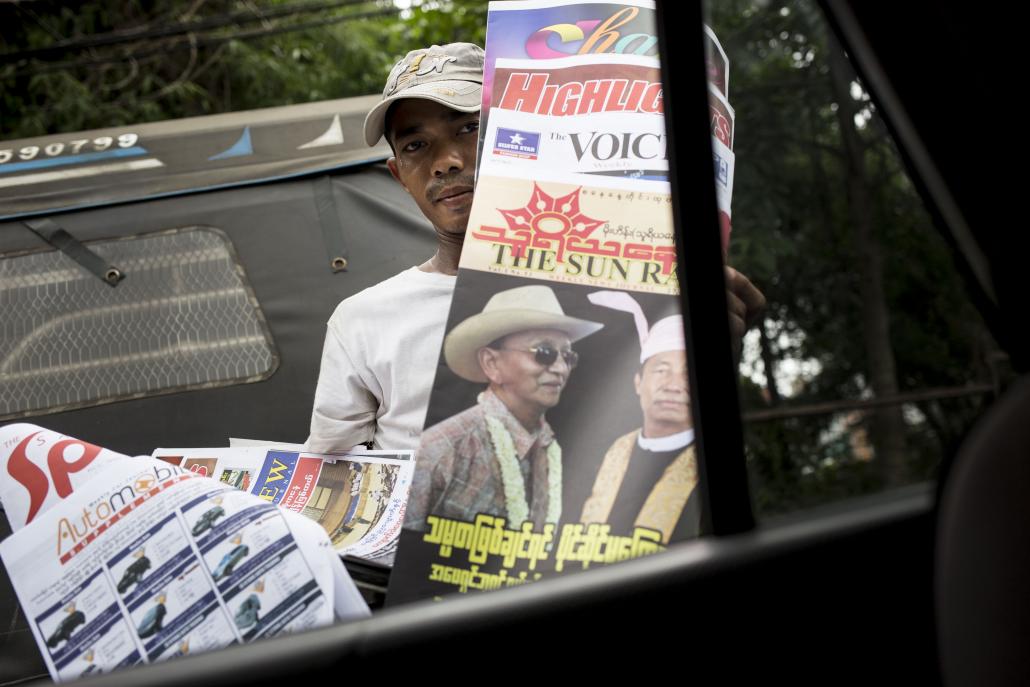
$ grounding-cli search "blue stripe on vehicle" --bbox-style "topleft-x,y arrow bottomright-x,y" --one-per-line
0,146 -> 148,174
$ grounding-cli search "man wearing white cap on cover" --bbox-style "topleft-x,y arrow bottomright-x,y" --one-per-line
404,284 -> 603,532
579,291 -> 700,544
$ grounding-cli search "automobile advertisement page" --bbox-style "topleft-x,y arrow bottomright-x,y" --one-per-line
387,0 -> 735,604
0,426 -> 369,682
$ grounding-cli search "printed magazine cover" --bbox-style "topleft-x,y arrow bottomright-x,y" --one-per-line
478,0 -> 660,149
387,0 -> 733,604
151,447 -> 414,563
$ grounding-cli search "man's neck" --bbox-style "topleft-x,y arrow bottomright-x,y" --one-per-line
490,386 -> 545,433
641,421 -> 694,440
638,427 -> 695,452
419,230 -> 464,275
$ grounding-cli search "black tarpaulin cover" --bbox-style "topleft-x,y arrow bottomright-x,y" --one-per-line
0,96 -> 439,681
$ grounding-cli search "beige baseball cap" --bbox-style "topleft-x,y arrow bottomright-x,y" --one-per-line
363,42 -> 485,147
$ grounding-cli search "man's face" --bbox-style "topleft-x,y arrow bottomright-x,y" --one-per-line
634,349 -> 691,436
481,328 -> 575,412
385,99 -> 479,235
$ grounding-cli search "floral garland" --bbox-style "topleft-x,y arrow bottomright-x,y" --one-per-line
485,415 -> 562,527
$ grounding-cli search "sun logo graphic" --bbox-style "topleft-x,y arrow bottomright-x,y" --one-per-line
495,184 -> 604,263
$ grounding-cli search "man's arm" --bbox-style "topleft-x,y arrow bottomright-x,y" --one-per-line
307,324 -> 379,453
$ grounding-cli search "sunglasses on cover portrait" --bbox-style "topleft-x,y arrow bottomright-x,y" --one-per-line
498,344 -> 579,369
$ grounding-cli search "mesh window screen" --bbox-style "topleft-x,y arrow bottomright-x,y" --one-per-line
0,226 -> 278,419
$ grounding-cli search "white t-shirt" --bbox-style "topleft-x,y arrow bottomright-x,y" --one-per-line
307,267 -> 456,452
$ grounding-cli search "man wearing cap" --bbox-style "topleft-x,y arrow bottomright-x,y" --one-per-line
307,43 -> 485,453
403,284 -> 603,531
579,291 -> 700,544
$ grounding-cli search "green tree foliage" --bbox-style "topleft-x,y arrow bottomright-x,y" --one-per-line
708,0 -> 998,515
1,0 -> 487,139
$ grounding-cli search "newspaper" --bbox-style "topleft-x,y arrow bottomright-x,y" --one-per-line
0,424 -> 369,681
485,51 -> 734,249
483,106 -> 670,182
387,0 -> 735,603
151,446 -> 414,563
227,437 -> 307,449
479,2 -> 735,249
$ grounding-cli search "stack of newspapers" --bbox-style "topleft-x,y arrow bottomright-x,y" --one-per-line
0,423 -> 406,681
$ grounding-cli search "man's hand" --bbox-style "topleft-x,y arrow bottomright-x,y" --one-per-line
725,266 -> 766,361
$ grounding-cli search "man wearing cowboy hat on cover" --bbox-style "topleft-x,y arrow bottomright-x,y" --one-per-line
403,284 -> 603,532
579,291 -> 701,544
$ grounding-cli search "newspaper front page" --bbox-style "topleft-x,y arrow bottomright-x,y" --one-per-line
151,447 -> 414,563
387,0 -> 736,604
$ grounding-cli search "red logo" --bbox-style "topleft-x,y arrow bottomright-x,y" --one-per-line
497,184 -> 604,263
7,432 -> 102,524
472,183 -> 677,276
710,110 -> 731,148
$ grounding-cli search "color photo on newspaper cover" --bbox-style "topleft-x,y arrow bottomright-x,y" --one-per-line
151,447 -> 413,563
387,270 -> 700,603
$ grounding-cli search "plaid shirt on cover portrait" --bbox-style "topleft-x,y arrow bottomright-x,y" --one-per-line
404,389 -> 559,531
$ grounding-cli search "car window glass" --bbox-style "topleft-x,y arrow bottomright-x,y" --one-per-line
704,0 -> 1006,518
0,226 -> 277,420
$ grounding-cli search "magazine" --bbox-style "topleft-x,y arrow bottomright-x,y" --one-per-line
387,0 -> 734,603
151,446 -> 414,563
